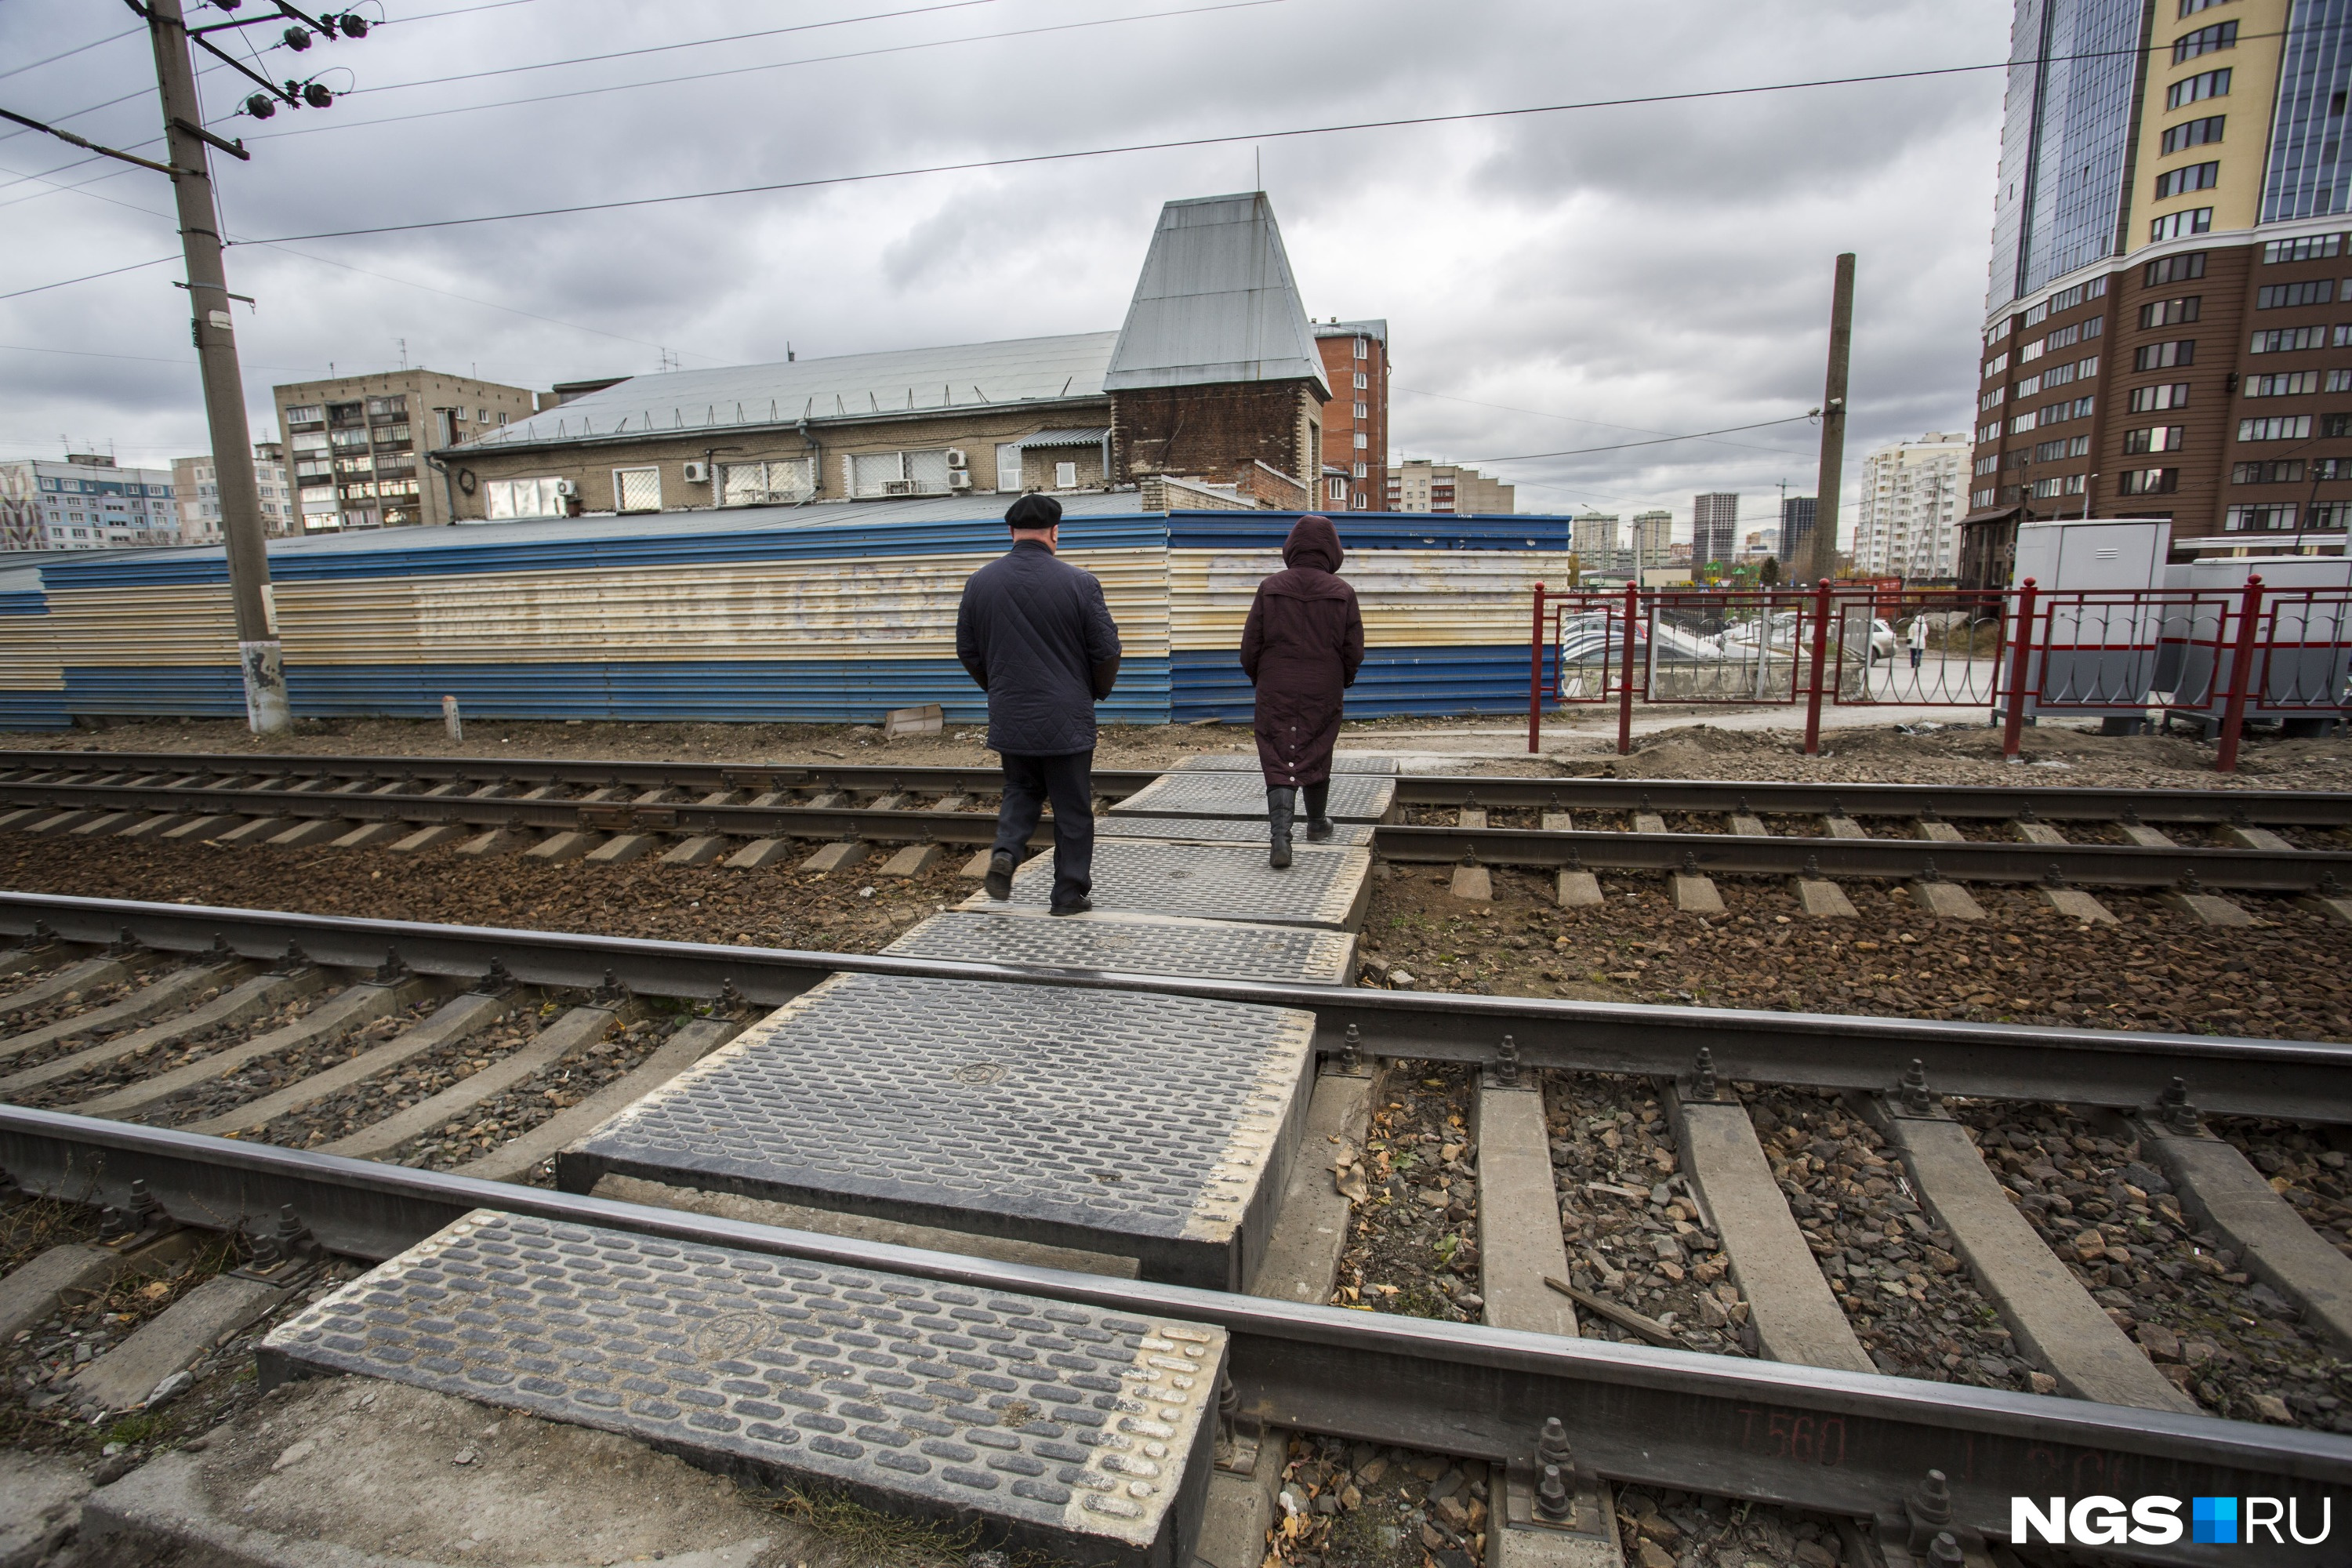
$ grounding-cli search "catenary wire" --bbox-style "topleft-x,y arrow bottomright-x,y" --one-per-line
0,25 -> 147,85
1396,384 -> 1814,459
1457,415 -> 1822,465
232,0 -> 1288,140
231,56 -> 2037,243
351,0 -> 1004,95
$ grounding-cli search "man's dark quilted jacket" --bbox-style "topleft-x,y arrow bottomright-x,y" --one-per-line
954,539 -> 1123,756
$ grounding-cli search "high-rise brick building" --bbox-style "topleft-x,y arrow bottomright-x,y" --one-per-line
1965,0 -> 2352,583
1312,320 -> 1388,510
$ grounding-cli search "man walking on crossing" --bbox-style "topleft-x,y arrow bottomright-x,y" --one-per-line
955,494 -> 1123,914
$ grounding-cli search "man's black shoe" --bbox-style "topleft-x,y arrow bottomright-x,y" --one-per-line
984,851 -> 1015,901
1048,898 -> 1093,916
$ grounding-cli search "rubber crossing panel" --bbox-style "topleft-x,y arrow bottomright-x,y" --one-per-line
561,973 -> 1316,1290
968,840 -> 1371,930
1098,813 -> 1375,848
260,1209 -> 1223,1568
1110,772 -> 1395,822
1170,753 -> 1399,774
886,909 -> 1355,984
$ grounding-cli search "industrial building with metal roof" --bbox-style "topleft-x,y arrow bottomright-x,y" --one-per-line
430,193 -> 1337,524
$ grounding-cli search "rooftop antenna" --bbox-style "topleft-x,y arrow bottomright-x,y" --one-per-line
787,341 -> 795,362
397,336 -> 408,369
1254,146 -> 1261,191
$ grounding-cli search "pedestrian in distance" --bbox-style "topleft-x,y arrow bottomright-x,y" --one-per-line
1907,613 -> 1928,671
1240,514 -> 1365,869
956,494 -> 1123,915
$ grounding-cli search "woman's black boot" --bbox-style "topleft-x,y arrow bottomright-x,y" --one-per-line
1268,786 -> 1296,869
1303,779 -> 1334,841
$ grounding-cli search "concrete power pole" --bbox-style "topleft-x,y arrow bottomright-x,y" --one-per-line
1800,253 -> 1856,586
143,0 -> 289,733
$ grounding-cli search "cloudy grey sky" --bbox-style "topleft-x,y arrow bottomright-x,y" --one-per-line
0,0 -> 2012,540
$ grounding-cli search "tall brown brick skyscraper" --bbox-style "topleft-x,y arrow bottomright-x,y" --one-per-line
1313,321 -> 1388,510
1963,0 -> 2352,584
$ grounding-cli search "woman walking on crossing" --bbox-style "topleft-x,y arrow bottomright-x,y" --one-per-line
1240,514 -> 1365,868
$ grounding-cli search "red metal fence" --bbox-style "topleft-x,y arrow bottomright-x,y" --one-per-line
1524,576 -> 2352,772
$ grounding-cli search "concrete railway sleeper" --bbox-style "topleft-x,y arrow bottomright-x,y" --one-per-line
7,743 -> 2352,1563
0,906 -> 2350,1560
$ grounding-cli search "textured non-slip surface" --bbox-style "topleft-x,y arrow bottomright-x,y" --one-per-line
261,1210 -> 1224,1566
1169,753 -> 1398,774
885,909 -> 1354,984
970,840 -> 1371,931
1110,772 -> 1394,822
1096,813 -> 1376,848
562,973 -> 1315,1287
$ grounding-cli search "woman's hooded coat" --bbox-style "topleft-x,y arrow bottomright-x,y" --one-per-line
1239,514 -> 1366,788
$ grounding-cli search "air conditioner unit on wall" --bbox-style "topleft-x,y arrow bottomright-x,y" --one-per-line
948,470 -> 972,490
681,461 -> 708,483
553,478 -> 576,497
946,448 -> 968,469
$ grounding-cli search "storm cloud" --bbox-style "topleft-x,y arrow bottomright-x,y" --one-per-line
0,0 -> 2012,540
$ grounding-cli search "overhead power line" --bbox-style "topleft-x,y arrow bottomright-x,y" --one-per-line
232,56 -> 2034,245
0,25 -> 147,85
1457,415 -> 1822,466
353,0 -> 1002,95
0,254 -> 180,303
237,0 -> 1287,142
1396,385 -> 1812,459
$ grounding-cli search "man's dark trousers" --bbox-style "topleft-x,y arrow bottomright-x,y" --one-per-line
994,750 -> 1094,909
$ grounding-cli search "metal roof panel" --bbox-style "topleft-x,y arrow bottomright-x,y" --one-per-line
1105,194 -> 1330,395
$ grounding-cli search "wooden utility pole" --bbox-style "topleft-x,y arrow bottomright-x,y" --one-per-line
1798,254 -> 1856,586
143,0 -> 288,731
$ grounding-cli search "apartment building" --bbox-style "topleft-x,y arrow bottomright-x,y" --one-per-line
1853,434 -> 1969,578
1692,492 -> 1740,565
173,442 -> 291,543
1386,459 -> 1515,514
1967,0 -> 2352,576
1628,509 -> 1674,575
1312,319 -> 1388,510
274,368 -> 537,531
0,455 -> 176,550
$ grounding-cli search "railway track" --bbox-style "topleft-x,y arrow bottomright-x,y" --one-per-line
3,748 -> 2350,898
5,884 -> 2352,1565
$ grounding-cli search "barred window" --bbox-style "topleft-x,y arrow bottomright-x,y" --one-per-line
2172,19 -> 2236,60
2153,162 -> 2220,200
2165,68 -> 2230,110
2233,460 -> 2306,483
2262,234 -> 2343,263
2238,415 -> 2314,440
2250,326 -> 2328,352
2159,115 -> 2225,155
2257,279 -> 2335,308
2245,371 -> 2320,397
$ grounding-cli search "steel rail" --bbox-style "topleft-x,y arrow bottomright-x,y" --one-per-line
0,781 -> 1018,848
1386,774 -> 2352,825
10,750 -> 2352,825
0,1102 -> 2343,1566
5,777 -> 2343,891
3,893 -> 2347,1121
0,749 -> 1155,800
1375,825 -> 2352,891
